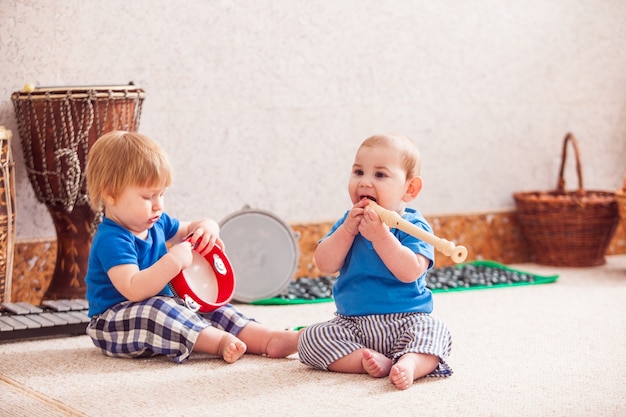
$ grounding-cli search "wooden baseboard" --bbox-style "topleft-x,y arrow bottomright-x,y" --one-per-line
7,211 -> 626,305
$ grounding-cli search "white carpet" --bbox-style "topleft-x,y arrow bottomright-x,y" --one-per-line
1,256 -> 625,417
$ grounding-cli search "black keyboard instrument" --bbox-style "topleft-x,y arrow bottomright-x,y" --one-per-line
0,299 -> 89,342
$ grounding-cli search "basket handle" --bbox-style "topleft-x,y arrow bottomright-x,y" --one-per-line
556,132 -> 584,196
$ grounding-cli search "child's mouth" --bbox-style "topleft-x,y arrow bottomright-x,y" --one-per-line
360,195 -> 376,202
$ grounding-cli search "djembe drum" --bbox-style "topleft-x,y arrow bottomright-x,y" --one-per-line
0,126 -> 16,303
11,84 -> 145,300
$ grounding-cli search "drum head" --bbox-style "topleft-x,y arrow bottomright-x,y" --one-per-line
183,251 -> 220,302
169,244 -> 235,312
219,207 -> 299,303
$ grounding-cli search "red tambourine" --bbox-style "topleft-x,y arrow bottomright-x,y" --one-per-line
169,244 -> 236,313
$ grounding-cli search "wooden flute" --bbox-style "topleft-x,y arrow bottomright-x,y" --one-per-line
368,200 -> 468,263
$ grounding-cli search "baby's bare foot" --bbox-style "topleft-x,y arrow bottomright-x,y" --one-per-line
265,330 -> 301,358
361,349 -> 392,378
220,336 -> 247,363
390,353 -> 439,389
389,364 -> 414,390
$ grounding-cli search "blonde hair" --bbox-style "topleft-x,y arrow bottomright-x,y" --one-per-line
359,132 -> 421,178
86,131 -> 173,211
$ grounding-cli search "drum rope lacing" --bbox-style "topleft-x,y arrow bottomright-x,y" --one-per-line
12,89 -> 144,218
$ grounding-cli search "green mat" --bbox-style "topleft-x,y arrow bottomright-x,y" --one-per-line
250,260 -> 559,305
251,295 -> 334,306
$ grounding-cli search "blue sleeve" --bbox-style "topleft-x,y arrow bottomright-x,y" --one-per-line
394,216 -> 435,270
320,211 -> 349,243
95,223 -> 140,272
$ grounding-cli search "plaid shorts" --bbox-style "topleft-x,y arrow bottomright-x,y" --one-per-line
86,296 -> 252,363
297,312 -> 453,377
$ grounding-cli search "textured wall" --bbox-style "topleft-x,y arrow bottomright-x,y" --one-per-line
1,0 -> 625,240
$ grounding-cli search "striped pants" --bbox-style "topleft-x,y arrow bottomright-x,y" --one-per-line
86,296 -> 252,363
298,312 -> 452,377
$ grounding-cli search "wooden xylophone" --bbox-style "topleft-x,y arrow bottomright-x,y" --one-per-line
0,299 -> 89,342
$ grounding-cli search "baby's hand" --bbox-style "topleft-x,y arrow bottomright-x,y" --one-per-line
358,205 -> 389,242
188,228 -> 225,256
343,203 -> 366,236
168,241 -> 194,270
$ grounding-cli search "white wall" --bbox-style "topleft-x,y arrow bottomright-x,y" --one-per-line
1,0 -> 625,240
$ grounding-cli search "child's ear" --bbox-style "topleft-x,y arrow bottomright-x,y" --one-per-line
102,189 -> 116,205
403,176 -> 423,202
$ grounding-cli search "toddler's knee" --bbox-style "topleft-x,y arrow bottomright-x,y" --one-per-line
297,327 -> 327,369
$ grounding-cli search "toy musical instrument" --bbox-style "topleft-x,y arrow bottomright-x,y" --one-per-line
368,200 -> 468,263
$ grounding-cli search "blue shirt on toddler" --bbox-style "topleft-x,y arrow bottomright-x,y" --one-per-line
327,207 -> 435,316
85,213 -> 180,317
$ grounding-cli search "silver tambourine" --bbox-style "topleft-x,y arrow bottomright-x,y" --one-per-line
219,205 -> 299,303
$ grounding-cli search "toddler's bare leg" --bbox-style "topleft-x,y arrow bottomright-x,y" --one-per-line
389,352 -> 439,390
328,348 -> 392,377
236,322 -> 300,358
194,326 -> 246,363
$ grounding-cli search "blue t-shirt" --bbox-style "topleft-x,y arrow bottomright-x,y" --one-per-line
327,207 -> 435,316
85,213 -> 180,317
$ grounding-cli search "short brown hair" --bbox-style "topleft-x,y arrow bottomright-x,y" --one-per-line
86,131 -> 173,211
359,132 -> 421,178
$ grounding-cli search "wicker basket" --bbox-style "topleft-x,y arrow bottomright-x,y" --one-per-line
513,133 -> 619,267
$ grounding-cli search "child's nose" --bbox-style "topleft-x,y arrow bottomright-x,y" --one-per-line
360,177 -> 373,187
